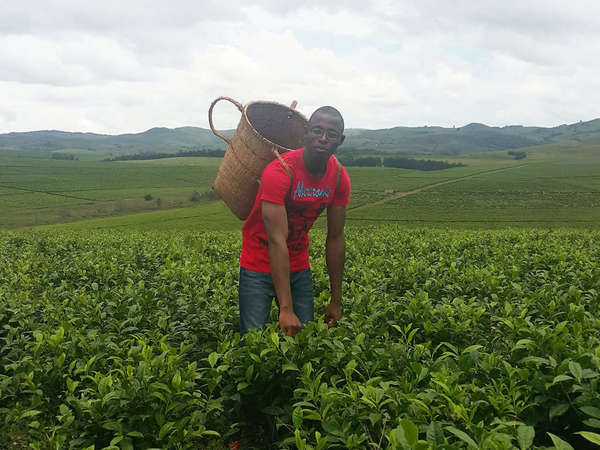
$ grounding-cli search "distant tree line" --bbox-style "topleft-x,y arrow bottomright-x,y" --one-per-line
383,157 -> 466,170
51,153 -> 78,160
337,156 -> 382,167
338,154 -> 466,171
105,149 -> 225,161
507,150 -> 527,160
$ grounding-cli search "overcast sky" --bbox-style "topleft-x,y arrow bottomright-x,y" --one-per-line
1,0 -> 599,134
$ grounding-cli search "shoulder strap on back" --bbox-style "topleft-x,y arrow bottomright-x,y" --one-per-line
272,148 -> 292,180
333,155 -> 342,192
257,147 -> 292,187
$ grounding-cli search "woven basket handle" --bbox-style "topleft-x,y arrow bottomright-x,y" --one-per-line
208,96 -> 244,144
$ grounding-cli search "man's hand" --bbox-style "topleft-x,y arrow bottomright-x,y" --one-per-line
324,301 -> 342,328
279,309 -> 302,337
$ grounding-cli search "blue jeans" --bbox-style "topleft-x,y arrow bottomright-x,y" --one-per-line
238,267 -> 314,335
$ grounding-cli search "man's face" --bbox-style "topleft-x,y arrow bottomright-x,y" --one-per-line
304,112 -> 345,166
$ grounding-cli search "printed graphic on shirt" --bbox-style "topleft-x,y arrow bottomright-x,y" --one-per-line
292,181 -> 332,200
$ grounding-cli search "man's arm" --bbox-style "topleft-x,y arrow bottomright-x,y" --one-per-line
325,204 -> 346,327
262,201 -> 302,337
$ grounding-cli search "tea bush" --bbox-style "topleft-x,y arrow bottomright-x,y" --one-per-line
1,227 -> 599,448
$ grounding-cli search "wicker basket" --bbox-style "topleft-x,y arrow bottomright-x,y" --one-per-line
209,97 -> 308,220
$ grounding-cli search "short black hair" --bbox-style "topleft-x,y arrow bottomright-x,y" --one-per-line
309,106 -> 344,131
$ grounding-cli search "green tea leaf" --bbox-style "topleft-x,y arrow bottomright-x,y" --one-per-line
171,370 -> 181,390
295,429 -> 305,449
102,421 -> 123,432
548,433 -> 574,450
550,403 -> 569,420
66,377 -> 79,393
575,431 -> 600,446
552,374 -> 573,385
395,419 -> 418,448
55,352 -> 66,368
463,345 -> 483,354
270,332 -> 279,348
303,409 -> 321,421
583,418 -> 600,429
282,362 -> 299,373
208,352 -> 219,368
158,422 -> 175,441
292,406 -> 303,429
120,438 -> 134,450
368,413 -> 381,427
150,391 -> 166,402
569,361 -> 583,381
20,410 -> 42,419
315,431 -> 328,450
512,339 -> 534,351
127,431 -> 144,438
517,425 -> 534,450
426,421 -> 444,444
580,406 -> 600,419
245,365 -> 254,382
446,426 -> 478,449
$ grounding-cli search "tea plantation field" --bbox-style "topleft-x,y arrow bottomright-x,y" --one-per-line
2,228 -> 600,448
8,139 -> 597,232
0,152 -> 222,229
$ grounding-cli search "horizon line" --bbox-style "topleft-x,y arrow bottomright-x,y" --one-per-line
1,117 -> 598,137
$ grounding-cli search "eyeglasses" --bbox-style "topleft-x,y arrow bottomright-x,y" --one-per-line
310,126 -> 340,141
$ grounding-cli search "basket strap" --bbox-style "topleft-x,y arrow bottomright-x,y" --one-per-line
274,148 -> 296,202
272,148 -> 292,180
333,155 -> 342,193
256,148 -> 291,187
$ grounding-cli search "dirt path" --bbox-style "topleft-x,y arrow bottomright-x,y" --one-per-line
349,163 -> 528,213
0,182 -> 98,202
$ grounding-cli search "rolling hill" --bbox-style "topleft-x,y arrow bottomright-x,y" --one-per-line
2,119 -> 600,156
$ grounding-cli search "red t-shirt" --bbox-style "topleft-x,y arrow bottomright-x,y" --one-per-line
241,148 -> 351,273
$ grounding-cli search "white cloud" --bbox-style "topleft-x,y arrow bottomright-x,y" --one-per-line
1,0 -> 599,133
0,33 -> 150,86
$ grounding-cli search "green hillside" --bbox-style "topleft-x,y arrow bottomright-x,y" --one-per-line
0,127 -> 229,154
3,119 -> 600,156
343,119 -> 600,154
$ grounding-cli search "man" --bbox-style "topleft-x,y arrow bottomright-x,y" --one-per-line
238,106 -> 350,337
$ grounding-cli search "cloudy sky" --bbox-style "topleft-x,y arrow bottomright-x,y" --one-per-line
1,0 -> 599,134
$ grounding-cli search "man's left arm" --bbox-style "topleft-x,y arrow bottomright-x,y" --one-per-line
325,204 -> 346,327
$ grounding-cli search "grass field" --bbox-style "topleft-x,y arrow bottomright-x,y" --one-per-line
348,143 -> 600,228
34,201 -> 242,232
0,152 -> 221,228
2,140 -> 599,231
